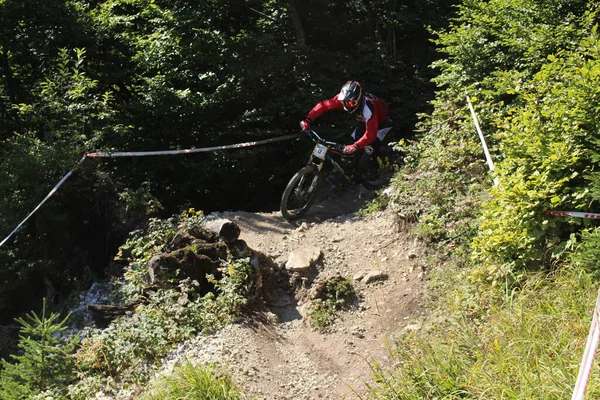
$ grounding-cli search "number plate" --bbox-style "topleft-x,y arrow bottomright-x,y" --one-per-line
312,143 -> 328,160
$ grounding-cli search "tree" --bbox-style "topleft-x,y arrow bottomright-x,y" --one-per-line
0,299 -> 79,399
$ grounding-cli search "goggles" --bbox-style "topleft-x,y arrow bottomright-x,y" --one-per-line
342,100 -> 357,109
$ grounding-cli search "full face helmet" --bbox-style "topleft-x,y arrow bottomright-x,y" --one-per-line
338,80 -> 364,114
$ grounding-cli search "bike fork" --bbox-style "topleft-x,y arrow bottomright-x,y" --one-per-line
330,159 -> 353,182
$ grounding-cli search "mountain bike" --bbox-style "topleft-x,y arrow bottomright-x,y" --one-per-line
280,129 -> 363,221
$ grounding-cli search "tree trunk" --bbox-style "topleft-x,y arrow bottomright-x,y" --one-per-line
287,0 -> 307,47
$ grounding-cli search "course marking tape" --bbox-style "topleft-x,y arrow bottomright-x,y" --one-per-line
86,133 -> 300,158
466,96 -> 498,186
0,156 -> 87,248
572,288 -> 600,400
550,209 -> 600,398
0,134 -> 300,248
546,210 -> 600,219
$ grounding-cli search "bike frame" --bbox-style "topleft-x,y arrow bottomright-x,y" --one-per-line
280,129 -> 361,220
304,130 -> 356,182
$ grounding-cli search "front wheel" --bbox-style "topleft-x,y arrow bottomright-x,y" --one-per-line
280,165 -> 322,220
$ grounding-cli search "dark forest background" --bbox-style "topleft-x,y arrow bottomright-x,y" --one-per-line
0,0 -> 458,323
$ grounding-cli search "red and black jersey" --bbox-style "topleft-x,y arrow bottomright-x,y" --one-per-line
305,93 -> 388,149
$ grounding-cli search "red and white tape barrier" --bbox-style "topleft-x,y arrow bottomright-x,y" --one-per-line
466,96 -> 498,186
0,134 -> 300,248
546,210 -> 600,219
549,209 -> 600,398
0,156 -> 87,248
86,133 -> 300,158
572,288 -> 600,400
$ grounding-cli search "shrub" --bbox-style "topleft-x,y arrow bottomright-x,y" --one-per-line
140,361 -> 243,400
307,276 -> 355,331
471,29 -> 600,285
69,211 -> 254,397
0,299 -> 79,399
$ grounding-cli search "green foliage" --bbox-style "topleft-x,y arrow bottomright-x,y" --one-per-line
366,3 -> 600,399
68,211 -> 254,397
307,276 -> 355,331
70,262 -> 252,395
471,28 -> 600,284
139,361 -> 243,400
15,47 -> 115,148
569,228 -> 600,277
384,0 -> 598,285
0,44 -> 114,232
366,266 -> 600,399
385,136 -> 486,253
116,209 -> 204,297
0,44 -> 122,323
0,0 -> 454,322
0,299 -> 79,399
118,183 -> 164,220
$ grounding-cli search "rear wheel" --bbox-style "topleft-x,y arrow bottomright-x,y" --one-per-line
280,165 -> 322,220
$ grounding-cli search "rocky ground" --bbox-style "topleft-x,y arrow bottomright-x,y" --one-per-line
150,183 -> 430,399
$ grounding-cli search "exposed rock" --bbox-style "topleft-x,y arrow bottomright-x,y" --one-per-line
229,239 -> 252,259
147,253 -> 180,285
350,326 -> 366,339
352,269 -> 368,281
285,248 -> 322,272
381,187 -> 396,198
88,301 -> 142,328
296,222 -> 308,232
205,219 -> 241,244
362,270 -> 388,284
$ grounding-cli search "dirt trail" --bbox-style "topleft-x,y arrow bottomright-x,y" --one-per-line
177,185 -> 428,399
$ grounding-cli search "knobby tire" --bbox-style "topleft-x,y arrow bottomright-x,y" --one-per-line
280,165 -> 322,220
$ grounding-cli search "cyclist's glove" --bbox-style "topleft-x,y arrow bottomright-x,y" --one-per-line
343,143 -> 359,155
300,118 -> 312,131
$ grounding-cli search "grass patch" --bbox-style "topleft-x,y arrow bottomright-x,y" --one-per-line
365,266 -> 600,399
140,361 -> 243,400
307,276 -> 356,331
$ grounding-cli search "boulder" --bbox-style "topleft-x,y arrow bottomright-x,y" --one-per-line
285,248 -> 322,272
147,253 -> 180,285
228,239 -> 252,259
205,219 -> 241,244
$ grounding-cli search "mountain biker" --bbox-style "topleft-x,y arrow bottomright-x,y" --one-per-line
299,80 -> 392,185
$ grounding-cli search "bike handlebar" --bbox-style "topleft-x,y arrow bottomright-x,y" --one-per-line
305,129 -> 346,153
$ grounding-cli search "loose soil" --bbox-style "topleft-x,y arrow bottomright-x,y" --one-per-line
168,183 -> 429,400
